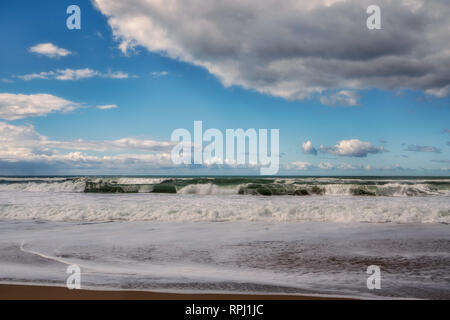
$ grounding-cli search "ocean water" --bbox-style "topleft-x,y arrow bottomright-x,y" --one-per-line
0,176 -> 449,299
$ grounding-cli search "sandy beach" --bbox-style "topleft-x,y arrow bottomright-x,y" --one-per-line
0,284 -> 348,300
1,217 -> 449,299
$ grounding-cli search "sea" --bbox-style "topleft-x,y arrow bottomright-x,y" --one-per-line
0,176 -> 449,299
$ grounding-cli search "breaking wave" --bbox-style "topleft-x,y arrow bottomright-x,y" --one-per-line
0,176 -> 448,197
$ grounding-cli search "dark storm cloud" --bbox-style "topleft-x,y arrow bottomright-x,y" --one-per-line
94,0 -> 450,105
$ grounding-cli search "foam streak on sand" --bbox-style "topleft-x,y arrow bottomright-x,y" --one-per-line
0,221 -> 449,299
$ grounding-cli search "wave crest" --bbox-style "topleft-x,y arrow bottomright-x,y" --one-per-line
0,177 -> 448,197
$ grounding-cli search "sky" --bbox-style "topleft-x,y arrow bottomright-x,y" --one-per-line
0,0 -> 449,176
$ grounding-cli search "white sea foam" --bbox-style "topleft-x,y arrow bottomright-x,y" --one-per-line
318,183 -> 447,196
0,178 -> 448,196
178,183 -> 238,195
115,177 -> 167,184
1,221 -> 449,298
0,180 -> 86,193
0,191 -> 448,223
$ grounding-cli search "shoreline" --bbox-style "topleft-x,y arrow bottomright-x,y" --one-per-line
0,284 -> 352,300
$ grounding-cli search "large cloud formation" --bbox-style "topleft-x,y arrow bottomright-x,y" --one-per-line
93,0 -> 450,105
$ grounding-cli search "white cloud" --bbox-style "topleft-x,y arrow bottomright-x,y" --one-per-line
0,93 -> 80,120
150,71 -> 168,78
285,161 -> 407,172
319,90 -> 359,107
0,122 -> 47,160
45,137 -> 175,153
320,139 -> 386,157
302,140 -> 317,155
93,0 -> 450,103
96,104 -> 118,110
29,43 -> 71,58
103,70 -> 134,79
364,164 -> 407,171
55,68 -> 98,80
337,163 -> 362,170
318,162 -> 334,170
17,72 -> 54,81
17,69 -> 135,81
203,158 -> 260,169
0,93 -> 118,120
290,161 -> 312,170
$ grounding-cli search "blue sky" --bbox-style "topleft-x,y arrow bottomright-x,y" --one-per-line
0,0 -> 449,175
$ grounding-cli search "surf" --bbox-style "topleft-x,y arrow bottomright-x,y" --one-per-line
0,176 -> 448,197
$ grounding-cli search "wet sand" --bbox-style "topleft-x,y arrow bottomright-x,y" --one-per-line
0,284 -> 350,300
